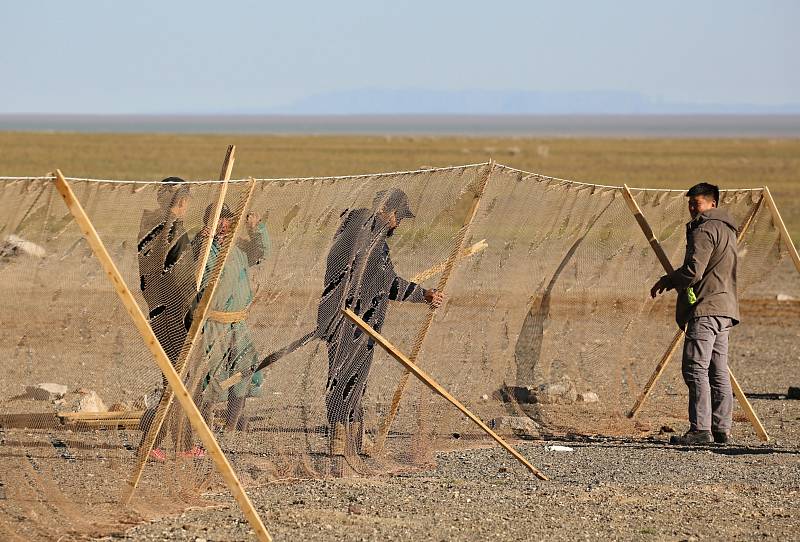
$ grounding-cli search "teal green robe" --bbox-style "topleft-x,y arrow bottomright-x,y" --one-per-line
201,223 -> 270,401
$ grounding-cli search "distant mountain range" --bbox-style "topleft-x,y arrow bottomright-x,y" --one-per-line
262,89 -> 800,115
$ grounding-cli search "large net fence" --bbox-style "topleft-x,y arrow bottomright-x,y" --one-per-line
0,162 -> 797,540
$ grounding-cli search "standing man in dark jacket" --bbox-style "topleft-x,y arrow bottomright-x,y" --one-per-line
650,182 -> 740,445
318,188 -> 443,468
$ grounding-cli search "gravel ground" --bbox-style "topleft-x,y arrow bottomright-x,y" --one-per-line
108,435 -> 800,542
102,291 -> 800,542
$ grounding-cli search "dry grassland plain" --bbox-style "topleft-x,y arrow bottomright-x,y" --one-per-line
0,132 -> 798,240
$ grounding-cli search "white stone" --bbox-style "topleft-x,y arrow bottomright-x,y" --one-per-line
577,391 -> 600,403
77,390 -> 107,413
777,293 -> 795,301
491,416 -> 540,435
529,377 -> 577,405
544,445 -> 574,452
3,234 -> 46,258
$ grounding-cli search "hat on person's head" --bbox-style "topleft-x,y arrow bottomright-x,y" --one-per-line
156,176 -> 189,208
373,188 -> 415,219
203,202 -> 235,225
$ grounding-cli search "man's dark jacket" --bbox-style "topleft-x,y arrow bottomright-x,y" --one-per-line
660,207 -> 740,329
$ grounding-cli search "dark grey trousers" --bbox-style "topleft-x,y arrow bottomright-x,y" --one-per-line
682,315 -> 735,433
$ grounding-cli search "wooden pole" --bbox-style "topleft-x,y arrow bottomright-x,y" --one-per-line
342,308 -> 548,480
174,145 -> 235,454
53,171 -> 272,542
621,185 -> 769,441
729,371 -> 769,440
410,239 -> 488,284
626,329 -> 684,418
196,145 -> 235,290
374,161 -> 496,454
763,186 -> 800,274
124,178 -> 252,501
627,194 -> 765,419
620,185 -> 674,272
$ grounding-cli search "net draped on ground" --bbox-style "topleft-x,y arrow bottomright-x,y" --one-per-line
0,162 -> 795,540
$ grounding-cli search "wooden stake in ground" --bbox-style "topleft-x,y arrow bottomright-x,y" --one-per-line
125,148 -> 242,501
374,161 -> 495,455
53,171 -> 272,542
342,308 -> 547,481
621,185 -> 769,441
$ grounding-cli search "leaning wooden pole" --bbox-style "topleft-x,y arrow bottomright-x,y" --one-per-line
626,329 -> 684,418
124,180 -> 252,499
621,185 -> 769,441
343,308 -> 547,480
627,193 -> 764,419
195,144 -> 235,289
126,152 -> 240,501
53,171 -> 271,542
174,145 -> 235,449
374,161 -> 495,454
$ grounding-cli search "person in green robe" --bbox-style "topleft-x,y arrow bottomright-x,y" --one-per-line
198,203 -> 270,431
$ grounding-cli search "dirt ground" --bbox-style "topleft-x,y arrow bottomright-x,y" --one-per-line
109,436 -> 800,542
99,293 -> 799,542
0,284 -> 796,542
1,294 -> 794,542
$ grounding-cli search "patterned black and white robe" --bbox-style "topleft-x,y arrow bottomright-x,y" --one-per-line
317,207 -> 426,426
137,208 -> 197,363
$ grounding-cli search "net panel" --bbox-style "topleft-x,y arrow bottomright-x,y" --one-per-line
179,164 -> 487,483
0,164 -> 797,541
0,177 -> 255,540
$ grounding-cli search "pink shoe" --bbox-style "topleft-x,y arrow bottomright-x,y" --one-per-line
178,446 -> 206,459
149,448 -> 167,462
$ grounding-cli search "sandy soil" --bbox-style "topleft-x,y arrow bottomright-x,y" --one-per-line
111,435 -> 800,542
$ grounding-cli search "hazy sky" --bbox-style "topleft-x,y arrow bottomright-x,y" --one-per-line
0,0 -> 797,114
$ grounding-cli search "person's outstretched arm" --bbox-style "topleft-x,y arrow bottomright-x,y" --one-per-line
385,248 -> 443,307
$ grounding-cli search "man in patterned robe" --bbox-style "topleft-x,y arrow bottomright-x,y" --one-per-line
136,177 -> 199,460
317,188 -> 443,465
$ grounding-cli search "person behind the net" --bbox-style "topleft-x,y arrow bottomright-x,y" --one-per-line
136,177 -> 203,461
650,182 -> 739,445
317,188 -> 444,470
196,203 -> 271,432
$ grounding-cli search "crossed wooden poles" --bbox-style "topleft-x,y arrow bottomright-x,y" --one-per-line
622,184 -> 800,441
53,146 -> 274,542
49,158 -> 547,542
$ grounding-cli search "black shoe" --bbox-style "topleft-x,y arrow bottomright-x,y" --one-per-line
712,431 -> 729,444
669,430 -> 713,445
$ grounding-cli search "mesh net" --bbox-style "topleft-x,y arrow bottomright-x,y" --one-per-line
0,163 -> 797,540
